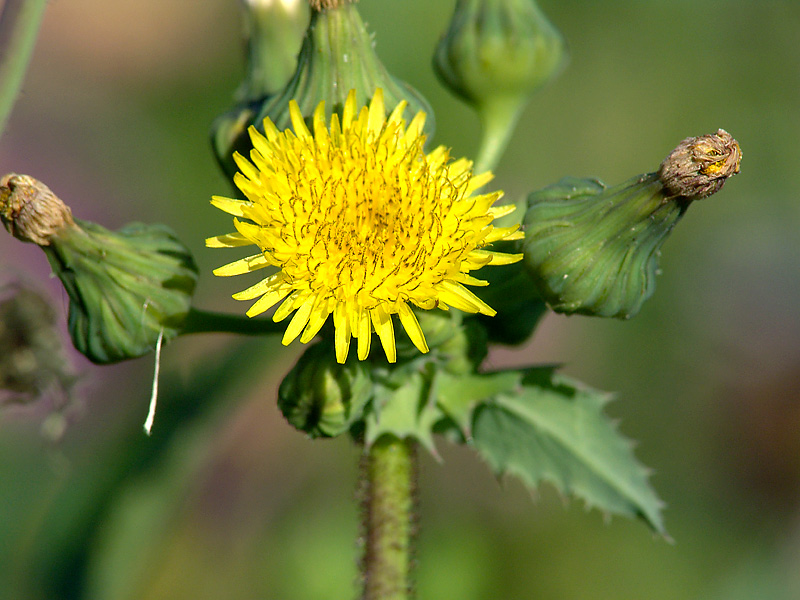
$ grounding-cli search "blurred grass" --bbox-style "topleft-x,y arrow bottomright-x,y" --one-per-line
1,0 -> 799,598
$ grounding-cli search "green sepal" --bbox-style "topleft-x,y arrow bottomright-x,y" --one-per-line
471,367 -> 667,535
278,341 -> 372,438
44,220 -> 197,364
523,174 -> 685,319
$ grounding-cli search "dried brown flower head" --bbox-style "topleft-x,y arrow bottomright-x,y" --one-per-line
658,129 -> 742,200
0,174 -> 74,246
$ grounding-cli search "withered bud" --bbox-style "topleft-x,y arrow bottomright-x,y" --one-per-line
0,174 -> 75,246
658,129 -> 741,200
309,0 -> 355,11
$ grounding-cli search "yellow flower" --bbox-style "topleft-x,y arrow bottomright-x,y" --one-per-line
207,89 -> 523,363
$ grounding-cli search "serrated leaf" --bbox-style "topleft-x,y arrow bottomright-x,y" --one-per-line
471,368 -> 666,535
436,370 -> 522,435
364,371 -> 443,456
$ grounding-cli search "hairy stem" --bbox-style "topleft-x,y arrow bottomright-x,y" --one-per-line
360,436 -> 417,600
0,0 -> 48,136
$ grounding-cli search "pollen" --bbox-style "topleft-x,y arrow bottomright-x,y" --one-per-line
207,89 -> 522,363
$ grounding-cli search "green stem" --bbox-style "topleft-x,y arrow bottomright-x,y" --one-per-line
472,96 -> 525,175
181,307 -> 285,336
0,0 -> 48,137
361,436 -> 417,600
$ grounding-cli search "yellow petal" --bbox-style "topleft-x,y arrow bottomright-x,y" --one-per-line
403,112 -> 427,145
367,89 -> 386,135
397,303 -> 428,354
485,225 -> 522,243
273,292 -> 300,322
233,153 -> 261,182
452,273 -> 489,287
245,286 -> 291,317
213,253 -> 269,276
387,99 -> 408,126
342,89 -> 357,132
282,298 -> 314,345
211,196 -> 250,217
371,305 -> 396,363
356,307 -> 372,360
333,302 -> 351,364
233,272 -> 285,300
437,280 -> 495,315
205,232 -> 251,248
487,203 -> 517,219
466,171 -> 494,194
300,297 -> 331,343
485,251 -> 524,265
289,100 -> 312,139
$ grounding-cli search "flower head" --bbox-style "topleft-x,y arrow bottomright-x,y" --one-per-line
208,89 -> 522,363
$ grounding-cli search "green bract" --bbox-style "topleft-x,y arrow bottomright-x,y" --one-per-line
278,342 -> 372,438
522,174 -> 684,319
45,221 -> 198,364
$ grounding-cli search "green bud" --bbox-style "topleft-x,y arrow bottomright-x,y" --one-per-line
211,0 -> 311,180
252,2 -> 434,139
278,342 -> 372,438
522,131 -> 741,319
0,174 -> 198,363
434,0 -> 566,172
434,0 -> 566,107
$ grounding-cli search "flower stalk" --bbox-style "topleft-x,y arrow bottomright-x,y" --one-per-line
360,435 -> 417,600
0,0 -> 48,136
181,308 -> 285,336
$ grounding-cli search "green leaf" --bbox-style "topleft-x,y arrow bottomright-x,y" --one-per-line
471,368 -> 666,535
364,370 -> 443,456
436,369 -> 522,435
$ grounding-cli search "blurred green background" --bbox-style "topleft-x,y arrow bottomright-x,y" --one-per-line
1,0 -> 799,598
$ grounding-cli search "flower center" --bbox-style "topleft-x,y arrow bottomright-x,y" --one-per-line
273,129 -> 471,309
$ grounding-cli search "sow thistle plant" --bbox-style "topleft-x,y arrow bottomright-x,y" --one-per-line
0,0 -> 742,598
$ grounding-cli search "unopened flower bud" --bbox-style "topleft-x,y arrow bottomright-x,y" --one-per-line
522,131 -> 741,319
278,342 -> 372,438
0,174 -> 198,363
434,0 -> 566,171
434,0 -> 567,108
252,2 -> 434,141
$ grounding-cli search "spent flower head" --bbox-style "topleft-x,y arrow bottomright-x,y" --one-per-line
208,89 -> 523,364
